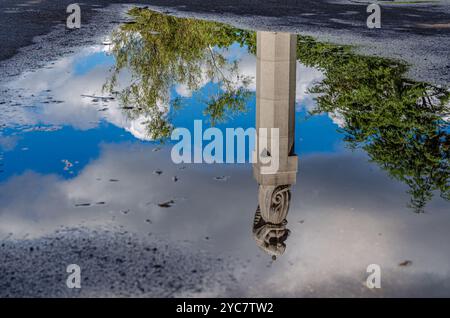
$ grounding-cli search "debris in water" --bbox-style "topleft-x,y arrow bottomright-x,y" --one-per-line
158,200 -> 174,208
81,94 -> 115,101
399,260 -> 413,267
172,176 -> 178,182
75,203 -> 91,207
109,179 -> 119,182
61,159 -> 73,171
23,125 -> 62,132
153,170 -> 163,175
214,176 -> 230,181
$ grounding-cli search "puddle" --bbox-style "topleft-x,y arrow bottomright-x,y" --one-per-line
0,8 -> 449,297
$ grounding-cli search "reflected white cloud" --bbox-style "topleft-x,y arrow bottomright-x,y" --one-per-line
0,135 -> 20,151
1,143 -> 449,296
295,62 -> 323,110
328,110 -> 346,128
2,43 -> 325,141
4,46 -> 157,140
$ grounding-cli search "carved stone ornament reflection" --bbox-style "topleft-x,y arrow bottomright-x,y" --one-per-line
253,185 -> 291,258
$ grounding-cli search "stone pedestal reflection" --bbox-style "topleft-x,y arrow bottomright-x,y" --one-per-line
252,32 -> 298,259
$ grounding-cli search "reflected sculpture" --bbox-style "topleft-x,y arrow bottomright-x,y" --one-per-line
252,32 -> 298,259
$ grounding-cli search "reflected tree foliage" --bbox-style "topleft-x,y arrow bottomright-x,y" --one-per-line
106,8 -> 449,212
104,8 -> 254,139
296,36 -> 450,212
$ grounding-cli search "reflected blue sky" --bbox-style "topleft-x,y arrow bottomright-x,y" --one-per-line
0,44 -> 341,180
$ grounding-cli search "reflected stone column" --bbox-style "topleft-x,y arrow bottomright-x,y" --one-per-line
252,31 -> 298,259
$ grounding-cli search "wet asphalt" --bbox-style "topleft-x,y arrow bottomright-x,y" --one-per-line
0,0 -> 449,85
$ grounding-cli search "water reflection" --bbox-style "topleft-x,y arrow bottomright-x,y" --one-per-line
106,8 -> 449,213
1,8 -> 450,296
252,32 -> 298,258
297,37 -> 450,213
105,7 -> 254,139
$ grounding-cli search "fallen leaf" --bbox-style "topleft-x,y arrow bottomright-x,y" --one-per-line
75,203 -> 91,207
399,260 -> 413,267
158,200 -> 174,208
214,176 -> 230,181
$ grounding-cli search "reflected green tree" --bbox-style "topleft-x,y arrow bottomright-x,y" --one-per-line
105,8 -> 449,212
296,36 -> 450,212
104,8 -> 254,139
